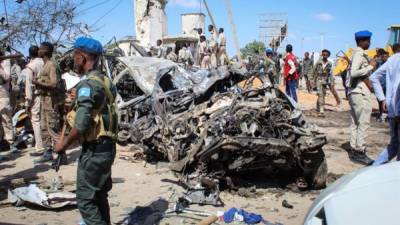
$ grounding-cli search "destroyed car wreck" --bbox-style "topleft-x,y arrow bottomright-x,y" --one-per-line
112,56 -> 328,205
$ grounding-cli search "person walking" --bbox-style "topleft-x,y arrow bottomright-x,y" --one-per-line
283,44 -> 299,102
302,52 -> 313,93
313,49 -> 333,116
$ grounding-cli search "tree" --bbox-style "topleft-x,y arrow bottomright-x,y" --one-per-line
240,40 -> 266,59
0,0 -> 90,50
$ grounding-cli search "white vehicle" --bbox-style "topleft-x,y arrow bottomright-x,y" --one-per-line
304,162 -> 400,225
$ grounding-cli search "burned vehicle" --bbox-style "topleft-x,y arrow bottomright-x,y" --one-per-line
113,56 -> 327,204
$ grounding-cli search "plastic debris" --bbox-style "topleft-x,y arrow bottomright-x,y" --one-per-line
8,184 -> 76,209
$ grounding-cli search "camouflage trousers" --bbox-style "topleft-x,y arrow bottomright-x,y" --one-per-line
316,77 -> 328,112
40,96 -> 61,150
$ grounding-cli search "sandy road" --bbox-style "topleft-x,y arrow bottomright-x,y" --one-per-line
0,82 -> 390,225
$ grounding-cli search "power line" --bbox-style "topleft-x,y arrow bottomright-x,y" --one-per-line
78,0 -> 110,14
91,0 -> 124,27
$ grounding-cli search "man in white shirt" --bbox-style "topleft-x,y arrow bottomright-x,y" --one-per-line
154,39 -> 164,58
178,44 -> 194,66
25,46 -> 44,154
370,44 -> 400,165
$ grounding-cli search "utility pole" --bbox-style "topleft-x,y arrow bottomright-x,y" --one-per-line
203,0 -> 217,30
224,0 -> 242,63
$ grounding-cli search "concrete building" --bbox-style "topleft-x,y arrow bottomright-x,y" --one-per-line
181,13 -> 206,37
134,0 -> 168,48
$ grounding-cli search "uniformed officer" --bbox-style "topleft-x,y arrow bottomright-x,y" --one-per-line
0,50 -> 16,152
347,30 -> 377,165
302,52 -> 313,93
199,35 -> 211,69
33,42 -> 64,163
218,28 -> 228,66
313,49 -> 333,115
54,37 -> 118,225
25,46 -> 44,154
208,24 -> 219,68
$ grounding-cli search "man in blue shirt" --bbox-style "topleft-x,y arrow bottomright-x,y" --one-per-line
370,44 -> 400,165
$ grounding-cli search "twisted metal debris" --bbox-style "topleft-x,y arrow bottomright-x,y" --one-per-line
112,56 -> 327,205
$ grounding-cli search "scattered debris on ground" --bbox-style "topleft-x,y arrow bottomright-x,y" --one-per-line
8,184 -> 76,209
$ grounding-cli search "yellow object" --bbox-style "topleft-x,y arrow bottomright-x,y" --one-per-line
333,48 -> 352,76
334,24 -> 399,76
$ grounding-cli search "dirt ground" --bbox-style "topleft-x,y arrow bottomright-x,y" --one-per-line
0,77 -> 390,225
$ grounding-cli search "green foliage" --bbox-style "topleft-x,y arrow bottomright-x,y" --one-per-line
240,40 -> 266,59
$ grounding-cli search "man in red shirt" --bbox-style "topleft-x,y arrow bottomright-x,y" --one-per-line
283,44 -> 299,102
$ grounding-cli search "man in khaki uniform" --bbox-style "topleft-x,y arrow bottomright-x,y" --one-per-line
25,46 -> 44,154
199,35 -> 211,69
348,30 -> 377,165
208,25 -> 219,68
195,28 -> 204,66
0,51 -> 16,152
32,42 -> 63,163
313,49 -> 333,115
218,28 -> 228,66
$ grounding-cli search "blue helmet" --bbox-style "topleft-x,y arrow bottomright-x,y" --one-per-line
266,48 -> 273,54
73,37 -> 103,55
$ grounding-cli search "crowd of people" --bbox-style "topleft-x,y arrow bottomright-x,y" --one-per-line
266,30 -> 400,165
149,25 -> 229,69
0,38 -> 118,225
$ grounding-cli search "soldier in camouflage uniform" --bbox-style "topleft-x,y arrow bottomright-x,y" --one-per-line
55,37 -> 118,225
302,52 -> 313,93
313,49 -> 333,115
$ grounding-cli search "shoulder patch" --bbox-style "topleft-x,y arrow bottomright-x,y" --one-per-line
78,87 -> 91,97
